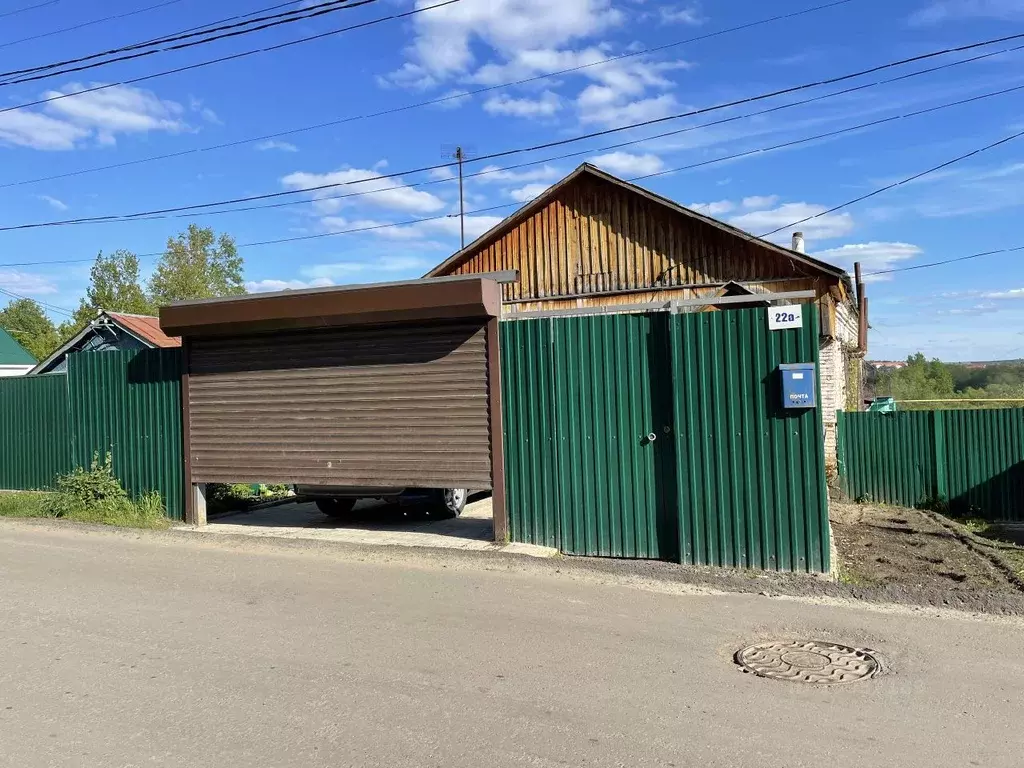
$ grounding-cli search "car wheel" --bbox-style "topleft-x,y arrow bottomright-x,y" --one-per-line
315,498 -> 357,518
432,488 -> 467,518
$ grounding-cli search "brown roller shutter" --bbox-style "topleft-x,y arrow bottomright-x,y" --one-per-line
187,320 -> 492,489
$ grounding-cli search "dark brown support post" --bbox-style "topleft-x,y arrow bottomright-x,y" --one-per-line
854,262 -> 867,355
180,339 -> 201,526
486,316 -> 508,543
861,296 -> 869,357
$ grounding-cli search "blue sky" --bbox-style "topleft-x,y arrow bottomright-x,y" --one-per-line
1,0 -> 1023,361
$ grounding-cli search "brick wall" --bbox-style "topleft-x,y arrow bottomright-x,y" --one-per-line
820,301 -> 860,471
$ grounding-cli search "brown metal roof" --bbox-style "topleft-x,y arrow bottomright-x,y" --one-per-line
106,312 -> 181,348
426,163 -> 851,283
160,274 -> 504,338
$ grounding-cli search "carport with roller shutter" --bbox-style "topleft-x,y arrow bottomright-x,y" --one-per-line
160,274 -> 507,540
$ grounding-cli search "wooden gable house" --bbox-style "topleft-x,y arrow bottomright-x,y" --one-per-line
427,163 -> 856,334
426,163 -> 863,468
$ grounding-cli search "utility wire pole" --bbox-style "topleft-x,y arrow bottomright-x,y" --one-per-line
443,144 -> 474,250
456,145 -> 465,249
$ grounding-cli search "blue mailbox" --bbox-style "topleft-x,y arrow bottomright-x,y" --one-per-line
779,363 -> 816,409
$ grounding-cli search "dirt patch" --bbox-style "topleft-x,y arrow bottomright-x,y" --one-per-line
830,502 -> 1024,614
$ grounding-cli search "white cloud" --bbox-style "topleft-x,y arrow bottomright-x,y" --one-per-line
245,277 -> 334,293
386,0 -> 623,85
509,183 -> 551,202
416,214 -> 504,240
308,214 -> 503,246
43,83 -> 188,145
741,195 -> 779,209
280,167 -> 446,215
256,139 -> 298,152
369,215 -> 504,242
981,288 -> 1024,299
189,97 -> 221,125
577,91 -> 679,127
302,256 -> 433,279
910,0 -> 1024,25
476,164 -> 562,184
729,203 -> 854,243
660,4 -> 704,24
483,90 -> 562,118
687,200 -> 735,216
429,167 -> 457,181
384,4 -> 691,129
249,256 -> 440,292
812,242 -> 923,281
0,269 -> 58,295
0,110 -> 88,150
37,194 -> 68,211
937,302 -> 1000,316
589,151 -> 663,176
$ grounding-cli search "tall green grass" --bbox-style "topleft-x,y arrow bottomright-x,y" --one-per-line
0,453 -> 169,529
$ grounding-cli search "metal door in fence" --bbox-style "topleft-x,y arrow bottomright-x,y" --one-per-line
502,314 -> 676,559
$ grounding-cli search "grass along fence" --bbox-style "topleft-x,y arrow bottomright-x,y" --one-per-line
837,409 -> 1024,521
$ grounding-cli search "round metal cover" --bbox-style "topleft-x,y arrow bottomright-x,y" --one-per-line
735,640 -> 880,684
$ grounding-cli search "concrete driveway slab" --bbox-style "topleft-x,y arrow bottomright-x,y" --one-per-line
186,495 -> 504,552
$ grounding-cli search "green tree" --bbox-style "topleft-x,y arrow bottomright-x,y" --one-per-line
148,224 -> 244,307
0,298 -> 60,362
877,353 -> 955,407
65,249 -> 153,332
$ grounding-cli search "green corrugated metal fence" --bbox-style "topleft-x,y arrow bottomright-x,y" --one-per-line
501,306 -> 830,573
670,309 -> 829,572
68,349 -> 185,520
0,350 -> 185,520
0,374 -> 72,489
838,409 -> 1024,521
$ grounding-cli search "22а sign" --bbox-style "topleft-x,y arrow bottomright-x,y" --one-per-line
767,305 -> 803,331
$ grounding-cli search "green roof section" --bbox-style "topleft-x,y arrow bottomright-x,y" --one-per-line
0,328 -> 36,365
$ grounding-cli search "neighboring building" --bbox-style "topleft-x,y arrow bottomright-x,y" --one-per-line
869,360 -> 907,372
31,311 -> 181,375
426,163 -> 862,468
0,328 -> 35,377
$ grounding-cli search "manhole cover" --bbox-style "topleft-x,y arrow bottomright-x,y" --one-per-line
735,640 -> 880,684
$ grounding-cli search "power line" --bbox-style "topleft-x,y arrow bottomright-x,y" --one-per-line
2,31 -> 1022,233
0,0 -> 187,53
0,0 -> 457,119
130,123 -> 1024,265
0,286 -> 74,316
1,38 -> 1013,214
0,0 -> 62,21
755,126 -> 1024,240
865,245 -> 1024,276
73,75 -> 1024,228
0,0 -> 869,189
0,0 -> 360,85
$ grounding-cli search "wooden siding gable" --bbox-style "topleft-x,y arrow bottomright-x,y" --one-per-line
433,168 -> 845,304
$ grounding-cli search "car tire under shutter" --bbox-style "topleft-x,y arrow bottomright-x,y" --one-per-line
186,320 -> 492,489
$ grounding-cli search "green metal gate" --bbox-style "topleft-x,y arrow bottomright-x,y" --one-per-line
502,306 -> 829,573
502,314 -> 674,557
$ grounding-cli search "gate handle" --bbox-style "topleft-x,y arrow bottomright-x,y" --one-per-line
647,432 -> 657,443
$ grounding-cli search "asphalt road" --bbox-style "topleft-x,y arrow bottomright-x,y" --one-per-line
1,521 -> 1022,768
